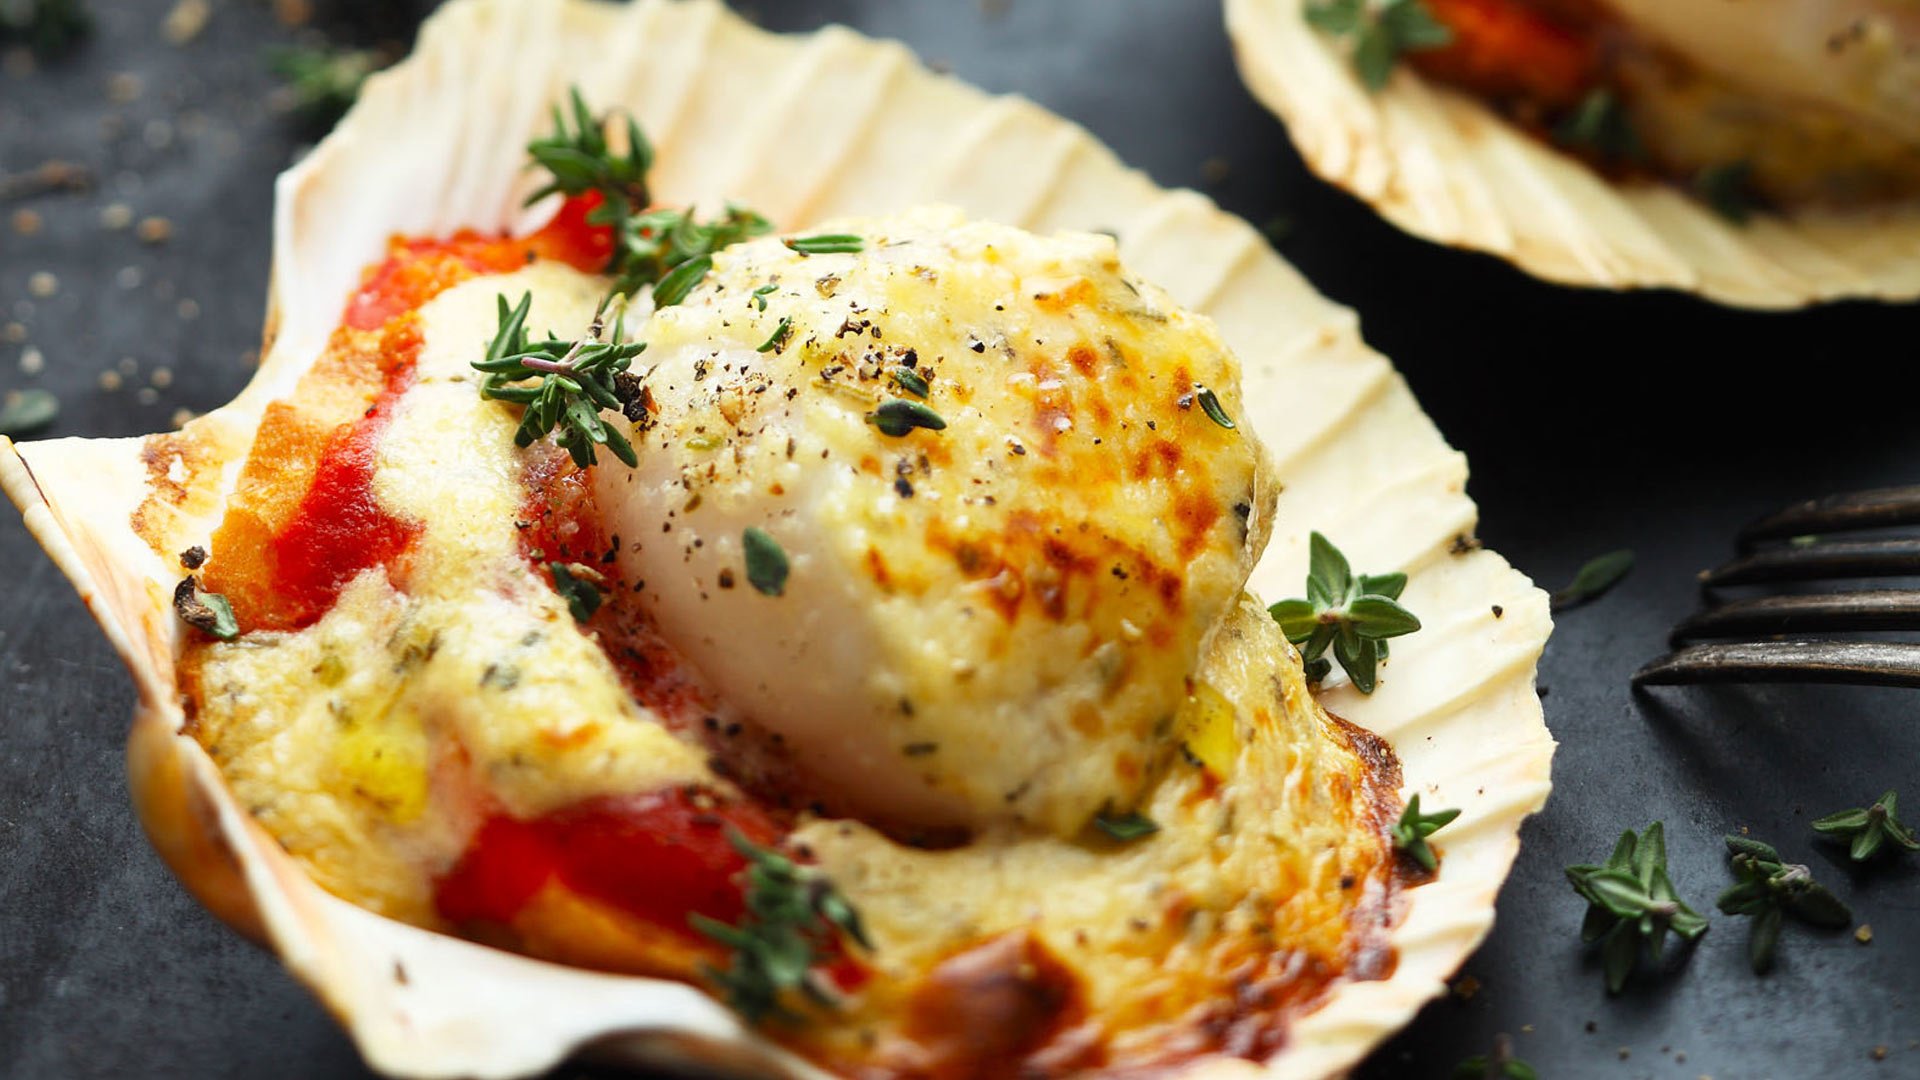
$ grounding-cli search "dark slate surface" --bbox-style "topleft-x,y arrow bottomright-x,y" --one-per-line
3,2 -> 1918,1077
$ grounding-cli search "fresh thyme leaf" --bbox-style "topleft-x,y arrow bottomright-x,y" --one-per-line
742,526 -> 790,597
1391,793 -> 1459,872
1813,791 -> 1919,863
266,44 -> 380,125
650,253 -> 712,309
691,830 -> 870,1023
1717,833 -> 1853,974
867,399 -> 947,438
550,561 -> 605,622
172,575 -> 239,641
1555,87 -> 1640,163
785,233 -> 864,256
755,316 -> 793,354
752,283 -> 778,311
1194,385 -> 1235,430
1695,161 -> 1758,225
0,0 -> 91,56
473,292 -> 646,468
1565,822 -> 1708,993
1269,532 -> 1420,694
1550,549 -> 1633,612
889,365 -> 929,399
1093,810 -> 1160,843
0,388 -> 58,438
1304,0 -> 1452,92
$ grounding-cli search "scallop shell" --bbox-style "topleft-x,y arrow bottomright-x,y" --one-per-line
1225,0 -> 1920,309
0,0 -> 1554,1076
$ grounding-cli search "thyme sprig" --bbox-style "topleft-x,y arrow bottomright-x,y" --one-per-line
1268,532 -> 1420,694
1565,822 -> 1709,993
1304,0 -> 1452,91
1812,791 -> 1918,863
691,831 -> 871,1023
1716,835 -> 1852,973
1391,794 -> 1459,872
472,292 -> 644,468
524,88 -> 772,305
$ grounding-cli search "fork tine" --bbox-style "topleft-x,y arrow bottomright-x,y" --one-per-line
1671,590 -> 1920,644
1633,641 -> 1920,688
1738,485 -> 1920,550
1703,538 -> 1920,586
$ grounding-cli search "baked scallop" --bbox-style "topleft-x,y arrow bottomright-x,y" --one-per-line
1226,0 -> 1920,307
0,1 -> 1554,1076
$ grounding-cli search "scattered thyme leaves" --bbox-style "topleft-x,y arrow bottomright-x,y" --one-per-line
1695,161 -> 1758,225
172,575 -> 239,641
1304,0 -> 1452,91
0,0 -> 91,57
472,292 -> 645,468
755,315 -> 793,354
1391,793 -> 1459,872
1267,532 -> 1419,694
785,233 -> 864,256
550,561 -> 605,622
0,388 -> 58,438
1550,549 -> 1633,612
1565,822 -> 1709,993
690,830 -> 871,1023
1194,385 -> 1235,430
742,526 -> 790,597
1813,791 -> 1920,863
1717,834 -> 1852,973
266,44 -> 381,126
751,283 -> 778,311
1093,810 -> 1160,843
867,399 -> 947,438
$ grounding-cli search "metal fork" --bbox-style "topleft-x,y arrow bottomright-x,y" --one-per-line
1634,486 -> 1920,688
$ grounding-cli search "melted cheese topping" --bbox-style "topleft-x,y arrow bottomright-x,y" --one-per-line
599,210 -> 1271,836
181,210 -> 1402,1073
189,265 -> 712,921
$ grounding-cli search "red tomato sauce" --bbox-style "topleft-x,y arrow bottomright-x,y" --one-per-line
434,787 -> 779,934
263,366 -> 422,627
1412,0 -> 1599,112
206,196 -> 616,632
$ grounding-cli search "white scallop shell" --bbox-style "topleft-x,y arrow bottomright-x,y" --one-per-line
1225,0 -> 1920,309
0,0 -> 1554,1076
